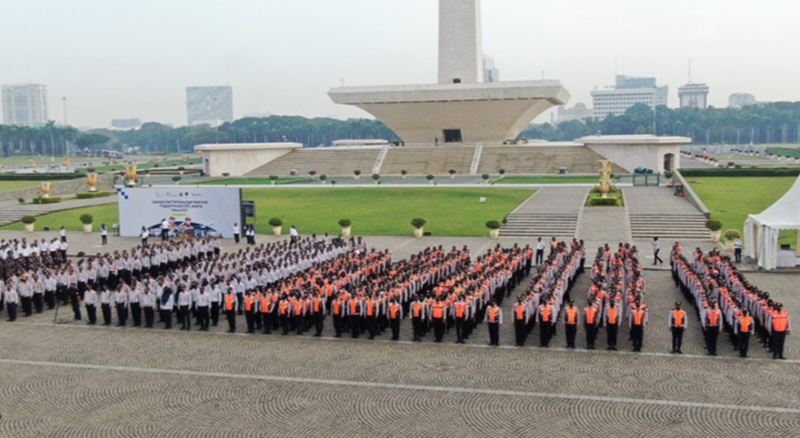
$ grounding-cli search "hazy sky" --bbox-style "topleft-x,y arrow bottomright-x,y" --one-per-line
2,0 -> 798,128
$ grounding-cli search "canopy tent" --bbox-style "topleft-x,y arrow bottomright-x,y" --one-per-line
744,175 -> 800,270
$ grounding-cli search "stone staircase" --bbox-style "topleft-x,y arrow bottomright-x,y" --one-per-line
478,145 -> 626,174
500,187 -> 586,238
380,145 -> 475,175
0,196 -> 117,226
245,147 -> 382,177
628,214 -> 710,240
625,187 -> 709,241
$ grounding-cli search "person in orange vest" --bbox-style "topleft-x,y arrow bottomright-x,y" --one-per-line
388,297 -> 403,341
669,301 -> 687,354
243,290 -> 257,334
331,293 -> 346,338
278,296 -> 292,335
410,296 -> 427,342
770,304 -> 791,360
365,294 -> 381,340
223,288 -> 237,333
537,297 -> 554,347
563,301 -> 579,349
347,295 -> 363,339
259,292 -> 273,334
736,309 -> 755,358
293,294 -> 306,335
484,299 -> 503,346
629,299 -> 648,352
453,295 -> 470,344
430,297 -> 447,343
604,298 -> 620,350
703,300 -> 722,356
311,293 -> 326,337
513,296 -> 530,347
584,300 -> 599,350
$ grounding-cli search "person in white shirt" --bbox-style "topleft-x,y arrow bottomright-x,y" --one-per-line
59,226 -> 67,243
160,218 -> 169,242
100,286 -> 113,326
100,224 -> 108,246
196,287 -> 210,331
4,287 -> 19,321
177,285 -> 192,331
141,226 -> 149,247
734,238 -> 743,263
290,225 -> 299,246
114,287 -> 128,327
232,223 -> 241,244
128,286 -> 142,327
535,237 -> 545,265
84,287 -> 98,325
141,287 -> 157,328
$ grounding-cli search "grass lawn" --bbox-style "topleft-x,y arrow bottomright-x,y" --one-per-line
192,177 -> 313,186
0,203 -> 120,233
493,176 -> 598,184
0,188 -> 535,237
0,180 -> 44,192
688,176 -> 796,247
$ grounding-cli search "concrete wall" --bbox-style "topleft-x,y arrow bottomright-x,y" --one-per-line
195,143 -> 302,177
586,143 -> 681,173
0,173 -> 115,202
673,170 -> 711,218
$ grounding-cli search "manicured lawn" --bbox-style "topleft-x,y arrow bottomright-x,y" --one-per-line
494,176 -> 598,184
193,177 -> 313,186
0,188 -> 535,237
0,203 -> 120,233
688,176 -> 796,246
0,180 -> 44,192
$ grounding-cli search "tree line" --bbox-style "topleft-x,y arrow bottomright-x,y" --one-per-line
1,102 -> 799,157
521,102 -> 800,145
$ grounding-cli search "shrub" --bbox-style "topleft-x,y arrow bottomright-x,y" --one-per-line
481,174 -> 490,181
178,167 -> 185,171
449,169 -> 457,175
401,170 -> 408,176
319,174 -> 327,181
338,219 -> 352,228
18,197 -> 25,204
372,173 -> 380,181
171,176 -> 182,182
268,218 -> 283,227
354,170 -> 361,176
330,180 -> 337,186
76,191 -> 114,199
664,171 -> 674,179
723,229 -> 741,241
32,196 -> 62,204
410,218 -> 427,229
269,175 -> 279,181
588,197 -> 620,207
499,169 -> 506,175
222,172 -> 230,177
426,174 -> 435,181
309,170 -> 317,176
79,214 -> 94,224
705,218 -> 723,231
680,167 -> 800,178
485,220 -> 501,229
289,169 -> 297,176
20,215 -> 36,224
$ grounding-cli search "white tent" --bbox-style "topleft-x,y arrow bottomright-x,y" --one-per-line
744,175 -> 800,270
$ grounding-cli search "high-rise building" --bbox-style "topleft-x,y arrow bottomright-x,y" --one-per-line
483,55 -> 499,83
729,93 -> 756,108
591,75 -> 668,120
111,118 -> 142,129
555,103 -> 593,124
678,83 -> 709,109
1,84 -> 48,126
186,86 -> 233,127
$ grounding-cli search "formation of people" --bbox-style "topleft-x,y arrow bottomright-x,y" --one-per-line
672,244 -> 791,359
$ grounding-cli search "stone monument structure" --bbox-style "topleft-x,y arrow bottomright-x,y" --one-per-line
328,0 -> 570,145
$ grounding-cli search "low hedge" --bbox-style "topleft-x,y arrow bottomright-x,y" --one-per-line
679,167 -> 800,177
32,196 -> 62,204
587,197 -> 621,207
76,191 -> 114,199
0,173 -> 82,181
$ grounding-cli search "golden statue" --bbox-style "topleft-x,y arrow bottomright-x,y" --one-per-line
62,157 -> 70,167
598,160 -> 613,198
40,182 -> 51,198
125,164 -> 137,187
86,173 -> 98,192
28,159 -> 35,169
181,153 -> 189,161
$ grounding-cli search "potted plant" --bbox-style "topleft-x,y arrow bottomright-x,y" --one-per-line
499,168 -> 506,176
706,218 -> 723,242
372,173 -> 380,184
222,172 -> 230,178
411,218 -> 427,238
338,219 -> 352,237
426,174 -> 435,184
269,175 -> 279,185
18,197 -> 25,205
353,169 -> 361,181
319,174 -> 327,184
723,229 -> 741,252
21,215 -> 36,233
80,213 -> 94,233
486,220 -> 501,239
449,169 -> 457,179
268,218 -> 283,236
401,169 -> 408,180
481,174 -> 490,184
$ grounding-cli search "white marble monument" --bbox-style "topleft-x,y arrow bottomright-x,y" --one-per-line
329,0 -> 570,145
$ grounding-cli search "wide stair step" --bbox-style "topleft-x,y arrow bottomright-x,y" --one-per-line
501,213 -> 578,238
629,214 -> 709,240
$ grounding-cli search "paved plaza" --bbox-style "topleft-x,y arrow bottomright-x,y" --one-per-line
0,231 -> 798,436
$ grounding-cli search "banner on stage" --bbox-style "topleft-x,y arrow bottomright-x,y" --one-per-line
117,187 -> 242,238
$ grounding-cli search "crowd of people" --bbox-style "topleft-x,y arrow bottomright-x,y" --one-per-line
672,245 -> 791,359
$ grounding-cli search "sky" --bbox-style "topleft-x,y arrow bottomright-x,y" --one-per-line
2,0 -> 798,128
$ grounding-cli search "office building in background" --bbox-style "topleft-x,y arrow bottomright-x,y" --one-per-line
591,75 -> 668,120
186,86 -> 233,127
678,83 -> 709,109
2,84 -> 48,126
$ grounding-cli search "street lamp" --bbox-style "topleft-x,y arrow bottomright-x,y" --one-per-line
62,97 -> 67,125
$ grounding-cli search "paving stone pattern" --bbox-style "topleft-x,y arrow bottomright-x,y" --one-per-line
0,237 -> 798,436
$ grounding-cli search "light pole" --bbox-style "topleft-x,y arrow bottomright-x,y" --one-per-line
62,97 -> 68,125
